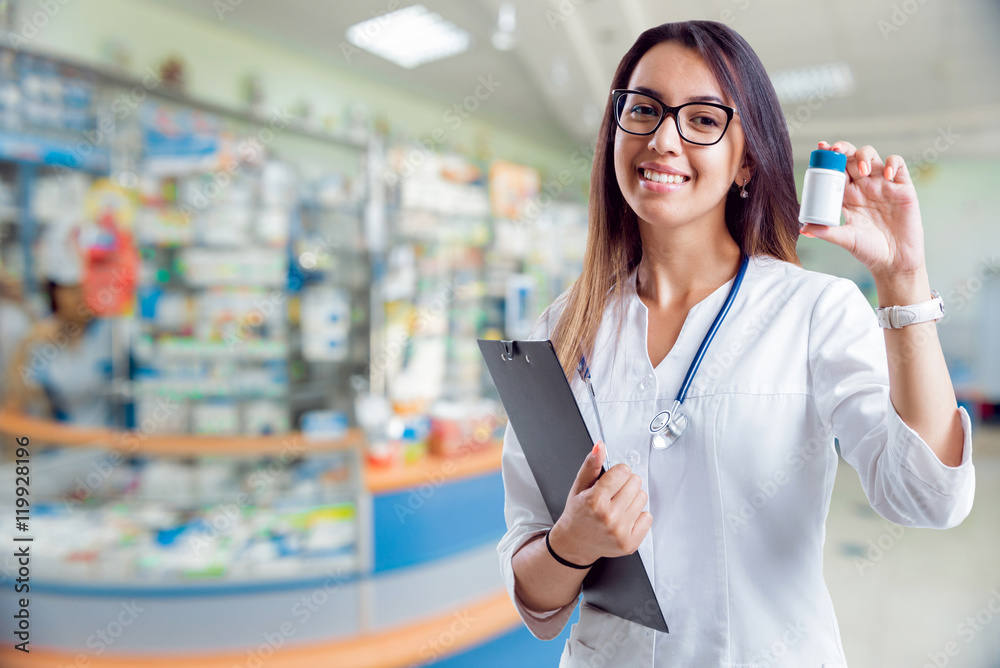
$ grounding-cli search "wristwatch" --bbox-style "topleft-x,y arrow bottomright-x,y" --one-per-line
875,290 -> 945,329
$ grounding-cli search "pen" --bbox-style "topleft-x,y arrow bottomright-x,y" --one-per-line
578,355 -> 612,470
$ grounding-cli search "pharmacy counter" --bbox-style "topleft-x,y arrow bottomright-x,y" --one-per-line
0,413 -> 573,667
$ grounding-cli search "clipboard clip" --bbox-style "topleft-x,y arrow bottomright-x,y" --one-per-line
501,340 -> 515,361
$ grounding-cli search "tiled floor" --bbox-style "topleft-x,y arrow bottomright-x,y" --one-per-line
824,418 -> 1000,668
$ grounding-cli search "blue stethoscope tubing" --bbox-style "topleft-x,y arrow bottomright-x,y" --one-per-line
578,252 -> 749,450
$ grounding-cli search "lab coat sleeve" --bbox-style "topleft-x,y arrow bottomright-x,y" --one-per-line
495,292 -> 581,640
497,421 -> 582,640
808,277 -> 975,529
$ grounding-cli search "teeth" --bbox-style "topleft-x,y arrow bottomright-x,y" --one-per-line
642,169 -> 689,184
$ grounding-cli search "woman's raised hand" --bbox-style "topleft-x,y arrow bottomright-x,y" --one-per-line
799,140 -> 927,282
547,441 -> 653,566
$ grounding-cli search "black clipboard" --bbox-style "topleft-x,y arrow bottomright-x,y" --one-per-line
479,338 -> 668,634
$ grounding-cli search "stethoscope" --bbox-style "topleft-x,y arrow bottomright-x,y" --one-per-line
578,252 -> 749,451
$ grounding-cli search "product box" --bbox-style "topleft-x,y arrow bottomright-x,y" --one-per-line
428,399 -> 502,457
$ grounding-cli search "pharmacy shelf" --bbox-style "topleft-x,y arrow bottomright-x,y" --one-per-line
131,380 -> 288,400
0,40 -> 368,151
0,130 -> 110,172
138,338 -> 289,360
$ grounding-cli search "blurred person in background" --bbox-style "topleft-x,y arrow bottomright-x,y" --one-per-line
0,266 -> 33,400
3,218 -> 115,426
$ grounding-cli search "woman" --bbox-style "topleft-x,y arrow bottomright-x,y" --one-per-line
497,20 -> 974,667
3,219 -> 116,427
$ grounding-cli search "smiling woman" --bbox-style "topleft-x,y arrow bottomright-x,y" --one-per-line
553,22 -> 802,381
497,18 -> 975,668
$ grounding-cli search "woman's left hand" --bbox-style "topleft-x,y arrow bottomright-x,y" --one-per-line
799,140 -> 926,279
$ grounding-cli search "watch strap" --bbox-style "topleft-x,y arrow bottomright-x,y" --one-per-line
876,290 -> 945,329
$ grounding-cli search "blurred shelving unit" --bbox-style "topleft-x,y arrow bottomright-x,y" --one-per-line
0,47 -> 107,304
0,42 -> 377,635
122,94 -> 374,440
0,36 -> 589,668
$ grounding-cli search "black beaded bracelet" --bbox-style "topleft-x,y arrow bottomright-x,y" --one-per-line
545,530 -> 598,569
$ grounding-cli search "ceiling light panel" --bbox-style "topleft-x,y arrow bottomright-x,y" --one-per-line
346,4 -> 471,69
770,62 -> 856,104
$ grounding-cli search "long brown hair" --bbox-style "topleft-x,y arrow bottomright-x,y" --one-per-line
550,20 -> 802,387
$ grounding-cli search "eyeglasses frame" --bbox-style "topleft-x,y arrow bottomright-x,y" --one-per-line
611,88 -> 738,146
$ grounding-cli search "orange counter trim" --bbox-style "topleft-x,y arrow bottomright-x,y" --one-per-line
0,410 -> 363,456
0,589 -> 522,668
366,442 -> 503,493
0,412 -> 506,488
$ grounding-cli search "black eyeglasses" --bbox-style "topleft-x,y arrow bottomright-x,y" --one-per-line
611,89 -> 737,146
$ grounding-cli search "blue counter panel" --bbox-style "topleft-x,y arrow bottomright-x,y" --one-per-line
373,470 -> 507,573
432,604 -> 580,667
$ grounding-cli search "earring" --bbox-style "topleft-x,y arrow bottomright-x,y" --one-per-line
739,178 -> 749,199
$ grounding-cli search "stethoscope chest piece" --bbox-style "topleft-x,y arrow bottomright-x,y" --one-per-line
649,400 -> 688,450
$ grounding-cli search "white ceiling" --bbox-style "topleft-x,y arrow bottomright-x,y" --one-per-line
150,0 -> 1000,163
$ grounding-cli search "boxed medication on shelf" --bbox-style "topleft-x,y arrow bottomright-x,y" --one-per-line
242,399 -> 290,435
428,399 -> 503,457
299,286 -> 351,361
178,247 -> 287,286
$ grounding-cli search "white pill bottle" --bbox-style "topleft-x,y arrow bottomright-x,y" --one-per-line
798,149 -> 847,227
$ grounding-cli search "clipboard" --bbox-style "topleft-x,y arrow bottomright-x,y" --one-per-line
479,338 -> 668,634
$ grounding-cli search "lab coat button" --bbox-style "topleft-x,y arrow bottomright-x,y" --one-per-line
626,449 -> 640,468
639,374 -> 654,391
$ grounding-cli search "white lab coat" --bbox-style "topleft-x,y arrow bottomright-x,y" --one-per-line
496,254 -> 975,667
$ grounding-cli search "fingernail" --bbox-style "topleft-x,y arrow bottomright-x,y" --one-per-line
887,167 -> 895,181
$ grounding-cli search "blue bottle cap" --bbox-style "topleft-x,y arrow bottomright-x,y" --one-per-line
809,149 -> 847,172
